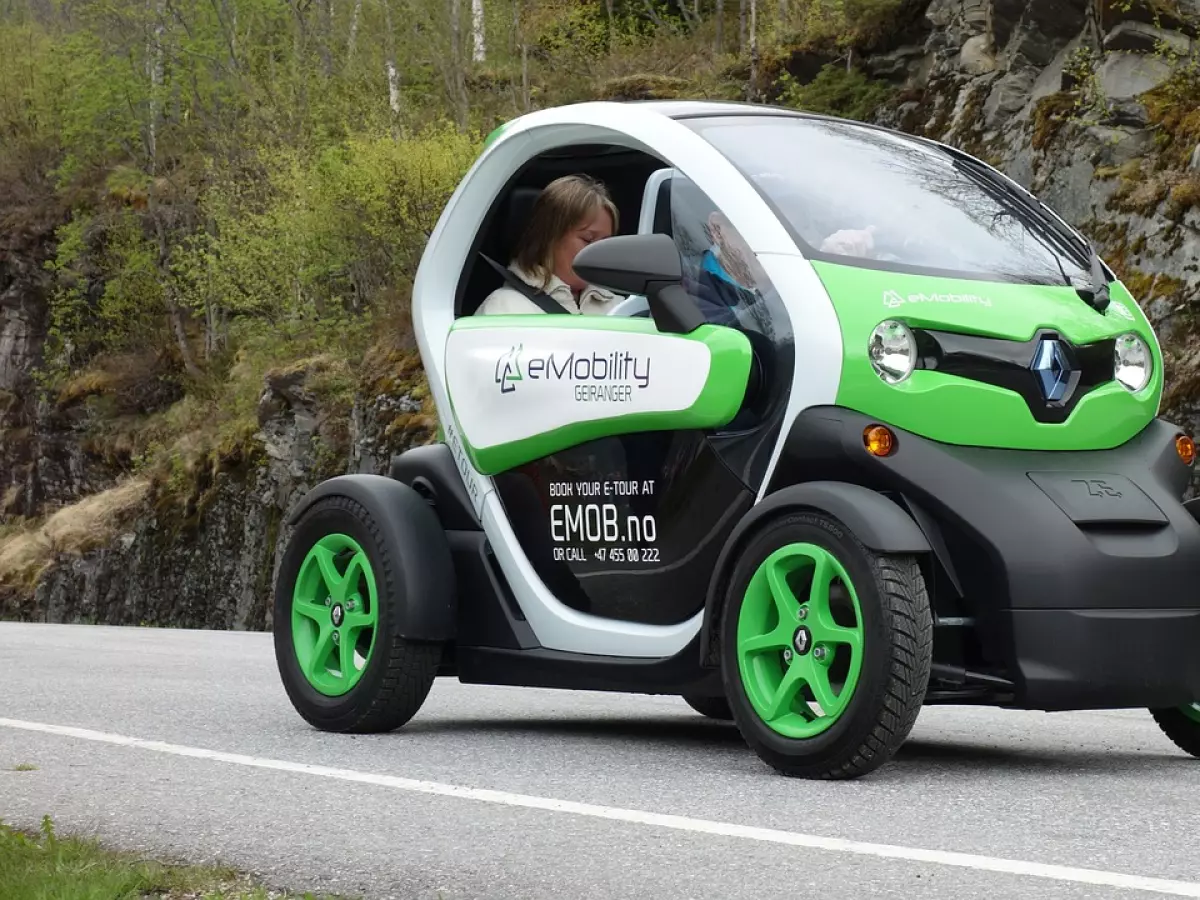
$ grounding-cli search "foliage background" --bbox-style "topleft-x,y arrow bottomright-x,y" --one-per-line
0,0 -> 905,519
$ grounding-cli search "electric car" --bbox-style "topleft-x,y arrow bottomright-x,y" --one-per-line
272,100 -> 1200,779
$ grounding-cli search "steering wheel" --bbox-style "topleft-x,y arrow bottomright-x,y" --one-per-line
607,294 -> 651,318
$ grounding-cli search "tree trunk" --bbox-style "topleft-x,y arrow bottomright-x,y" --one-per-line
521,43 -> 529,110
147,0 -> 164,171
449,0 -> 467,127
471,0 -> 484,61
605,0 -> 615,49
347,0 -> 362,62
739,0 -> 745,52
318,0 -> 333,77
381,0 -> 401,120
514,0 -> 530,110
715,0 -> 723,53
748,0 -> 757,99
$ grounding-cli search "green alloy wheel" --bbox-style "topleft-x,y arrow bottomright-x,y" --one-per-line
720,510 -> 932,780
1150,702 -> 1200,758
273,495 -> 442,734
736,543 -> 865,738
291,533 -> 378,696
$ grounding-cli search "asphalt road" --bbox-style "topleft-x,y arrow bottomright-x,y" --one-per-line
1,622 -> 1198,900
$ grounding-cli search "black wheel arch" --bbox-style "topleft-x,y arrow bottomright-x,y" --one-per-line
698,480 -> 933,667
286,474 -> 457,642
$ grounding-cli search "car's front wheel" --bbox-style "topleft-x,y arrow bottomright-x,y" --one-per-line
719,510 -> 932,780
1150,703 -> 1200,758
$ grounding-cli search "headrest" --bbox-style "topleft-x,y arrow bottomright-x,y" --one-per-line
500,186 -> 542,261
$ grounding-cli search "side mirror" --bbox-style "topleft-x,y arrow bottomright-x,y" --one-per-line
572,233 -> 706,334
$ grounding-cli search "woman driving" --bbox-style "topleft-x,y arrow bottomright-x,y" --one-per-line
476,174 -> 623,316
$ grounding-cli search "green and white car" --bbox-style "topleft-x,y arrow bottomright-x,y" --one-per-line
272,100 -> 1200,779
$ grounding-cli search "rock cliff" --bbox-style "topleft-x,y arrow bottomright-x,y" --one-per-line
3,0 -> 1200,627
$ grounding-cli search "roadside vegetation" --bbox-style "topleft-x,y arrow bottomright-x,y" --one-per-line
0,815 -> 347,900
0,0 -> 905,583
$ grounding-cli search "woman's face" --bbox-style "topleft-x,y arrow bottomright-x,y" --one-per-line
553,205 -> 615,291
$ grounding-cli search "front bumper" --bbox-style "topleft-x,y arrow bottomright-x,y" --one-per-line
777,408 -> 1200,708
1009,607 -> 1200,709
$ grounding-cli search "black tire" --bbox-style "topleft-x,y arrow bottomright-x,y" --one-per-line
1149,706 -> 1200,758
273,494 -> 443,733
683,693 -> 734,720
719,510 -> 932,779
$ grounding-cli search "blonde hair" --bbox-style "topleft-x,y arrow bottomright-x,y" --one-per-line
514,175 -> 619,288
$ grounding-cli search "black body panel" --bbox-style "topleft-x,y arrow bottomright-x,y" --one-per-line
745,407 -> 1200,709
766,407 -> 1198,612
286,474 -> 458,642
493,430 -> 753,626
456,636 -> 721,696
388,443 -> 481,531
1009,608 -> 1200,710
447,530 -> 538,651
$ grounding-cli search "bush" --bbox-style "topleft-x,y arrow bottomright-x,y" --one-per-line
777,64 -> 894,121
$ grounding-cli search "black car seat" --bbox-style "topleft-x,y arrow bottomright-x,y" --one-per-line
461,185 -> 548,316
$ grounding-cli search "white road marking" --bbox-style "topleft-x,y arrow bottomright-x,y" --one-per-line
1,715 -> 1198,897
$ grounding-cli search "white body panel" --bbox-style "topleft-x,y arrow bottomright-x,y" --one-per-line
412,101 -> 842,658
445,325 -> 711,455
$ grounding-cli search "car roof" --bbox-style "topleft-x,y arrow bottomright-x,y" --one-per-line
615,99 -> 804,118
497,99 -> 948,156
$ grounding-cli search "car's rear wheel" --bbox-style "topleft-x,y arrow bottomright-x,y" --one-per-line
1150,703 -> 1200,757
273,494 -> 443,733
719,510 -> 932,779
682,693 -> 733,720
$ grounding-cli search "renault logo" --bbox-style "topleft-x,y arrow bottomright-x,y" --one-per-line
1030,338 -> 1073,402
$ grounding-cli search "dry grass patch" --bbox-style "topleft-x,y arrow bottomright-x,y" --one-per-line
0,530 -> 53,590
0,477 -> 151,590
54,348 -> 182,414
41,477 -> 150,553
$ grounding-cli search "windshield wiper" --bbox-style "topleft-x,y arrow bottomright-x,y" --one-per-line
1083,247 -> 1112,313
945,151 -> 1113,314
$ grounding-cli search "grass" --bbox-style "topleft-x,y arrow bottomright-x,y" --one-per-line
0,476 -> 152,591
0,815 -> 348,900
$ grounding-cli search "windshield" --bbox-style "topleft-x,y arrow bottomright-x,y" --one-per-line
682,114 -> 1096,286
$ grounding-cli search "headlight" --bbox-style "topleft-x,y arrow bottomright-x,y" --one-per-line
1113,332 -> 1151,392
869,320 -> 916,384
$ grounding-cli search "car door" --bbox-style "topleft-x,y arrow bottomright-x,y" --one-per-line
421,107 -> 801,655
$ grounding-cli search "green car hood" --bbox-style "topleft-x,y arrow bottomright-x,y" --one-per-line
811,261 -> 1162,451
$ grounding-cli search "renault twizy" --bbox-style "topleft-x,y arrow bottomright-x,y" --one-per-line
272,100 -> 1200,779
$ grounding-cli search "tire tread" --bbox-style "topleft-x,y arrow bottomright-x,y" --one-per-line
276,494 -> 442,734
723,511 -> 933,780
1149,707 -> 1200,758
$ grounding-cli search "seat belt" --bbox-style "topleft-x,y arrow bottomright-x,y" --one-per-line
479,254 -> 571,314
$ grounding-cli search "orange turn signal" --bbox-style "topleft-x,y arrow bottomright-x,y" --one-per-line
863,424 -> 896,457
1177,433 -> 1196,466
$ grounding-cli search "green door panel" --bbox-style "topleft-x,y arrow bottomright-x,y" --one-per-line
811,262 -> 1162,451
444,314 -> 753,475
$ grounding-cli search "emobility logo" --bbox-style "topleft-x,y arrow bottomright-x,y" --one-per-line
494,345 -> 651,394
495,344 -> 523,394
883,289 -> 993,309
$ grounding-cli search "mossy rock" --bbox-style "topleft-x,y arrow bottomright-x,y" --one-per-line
1031,91 -> 1082,151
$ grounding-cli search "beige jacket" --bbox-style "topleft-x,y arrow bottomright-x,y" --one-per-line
476,263 -> 621,316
